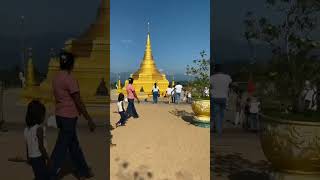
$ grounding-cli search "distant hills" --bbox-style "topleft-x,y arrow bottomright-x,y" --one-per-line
0,32 -> 80,73
110,72 -> 191,84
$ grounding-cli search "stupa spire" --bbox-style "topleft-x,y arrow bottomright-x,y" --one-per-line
147,21 -> 150,33
129,22 -> 169,97
80,0 -> 108,39
143,30 -> 154,63
132,23 -> 164,80
25,48 -> 37,87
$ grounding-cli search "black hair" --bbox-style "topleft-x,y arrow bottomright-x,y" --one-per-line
168,85 -> 171,88
128,78 -> 134,84
25,100 -> 46,128
118,93 -> 125,102
59,51 -> 75,71
154,83 -> 157,88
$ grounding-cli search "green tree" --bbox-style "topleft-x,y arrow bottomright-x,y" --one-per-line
186,51 -> 210,98
244,0 -> 320,113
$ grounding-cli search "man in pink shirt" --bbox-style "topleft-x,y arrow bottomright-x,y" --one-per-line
53,71 -> 80,118
50,51 -> 95,180
126,78 -> 140,118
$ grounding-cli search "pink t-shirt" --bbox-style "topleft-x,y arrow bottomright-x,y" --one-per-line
53,71 -> 80,118
126,84 -> 135,100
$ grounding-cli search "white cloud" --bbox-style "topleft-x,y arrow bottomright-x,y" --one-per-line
120,39 -> 133,44
120,39 -> 133,48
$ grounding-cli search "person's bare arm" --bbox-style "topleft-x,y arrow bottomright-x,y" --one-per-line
132,91 -> 140,102
36,127 -> 48,160
71,92 -> 96,131
71,92 -> 91,121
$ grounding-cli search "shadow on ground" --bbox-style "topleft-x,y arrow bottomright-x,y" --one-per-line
114,159 -> 195,180
114,159 -> 154,180
7,156 -> 79,179
169,109 -> 194,125
212,153 -> 270,180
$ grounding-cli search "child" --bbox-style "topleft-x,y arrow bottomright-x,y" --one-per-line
24,100 -> 49,180
187,91 -> 192,104
171,88 -> 176,104
249,96 -> 260,132
183,92 -> 187,103
165,85 -> 172,104
116,93 -> 127,127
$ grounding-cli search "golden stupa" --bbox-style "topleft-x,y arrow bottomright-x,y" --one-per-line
25,48 -> 37,88
123,27 -> 169,97
22,0 -> 110,105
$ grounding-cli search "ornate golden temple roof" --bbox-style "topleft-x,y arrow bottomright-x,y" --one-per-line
69,0 -> 109,57
132,32 -> 164,80
80,0 -> 108,39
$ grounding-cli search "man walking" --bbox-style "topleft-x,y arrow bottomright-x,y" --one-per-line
126,78 -> 140,118
211,64 -> 232,135
174,82 -> 183,104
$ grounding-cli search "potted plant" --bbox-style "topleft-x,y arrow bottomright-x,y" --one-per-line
244,0 -> 320,179
186,51 -> 210,127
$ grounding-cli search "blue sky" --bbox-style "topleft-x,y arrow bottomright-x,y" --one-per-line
110,0 -> 210,74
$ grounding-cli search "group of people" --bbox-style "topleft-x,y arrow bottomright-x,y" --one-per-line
24,51 -> 96,180
115,80 -> 194,127
211,64 -> 261,136
144,81 -> 192,104
234,90 -> 260,132
164,82 -> 191,104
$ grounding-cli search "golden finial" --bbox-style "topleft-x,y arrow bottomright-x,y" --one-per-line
117,79 -> 122,93
172,74 -> 175,86
25,48 -> 37,88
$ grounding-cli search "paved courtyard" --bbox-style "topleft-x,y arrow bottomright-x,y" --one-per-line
211,110 -> 270,180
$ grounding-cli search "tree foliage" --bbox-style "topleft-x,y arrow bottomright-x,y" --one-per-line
244,0 -> 320,113
186,51 -> 210,98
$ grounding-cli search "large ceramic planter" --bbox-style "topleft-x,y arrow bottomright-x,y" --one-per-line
191,100 -> 210,128
260,115 -> 320,180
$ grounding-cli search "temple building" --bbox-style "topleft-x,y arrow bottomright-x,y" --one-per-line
123,27 -> 169,97
22,0 -> 110,105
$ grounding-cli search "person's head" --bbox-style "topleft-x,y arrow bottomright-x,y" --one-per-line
59,51 -> 75,72
168,85 -> 171,88
118,93 -> 125,102
25,100 -> 46,128
154,83 -> 157,87
128,78 -> 134,84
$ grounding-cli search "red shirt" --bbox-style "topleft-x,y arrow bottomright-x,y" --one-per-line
248,79 -> 255,95
53,71 -> 80,118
